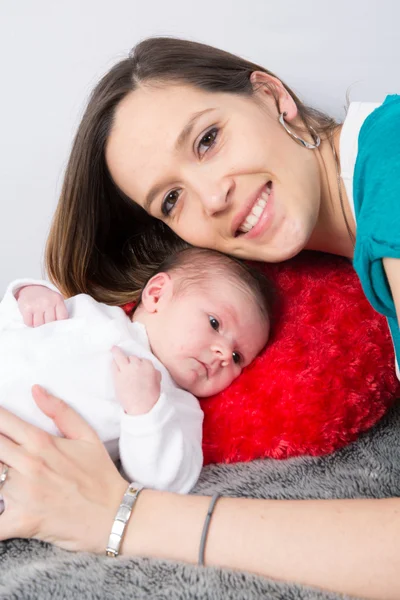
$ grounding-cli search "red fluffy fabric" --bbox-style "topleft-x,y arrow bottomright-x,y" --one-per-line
200,252 -> 399,464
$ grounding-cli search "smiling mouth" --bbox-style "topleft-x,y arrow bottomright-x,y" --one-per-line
235,181 -> 272,237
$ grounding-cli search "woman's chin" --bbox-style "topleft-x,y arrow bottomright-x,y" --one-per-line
261,223 -> 314,263
231,218 -> 312,264
251,239 -> 307,264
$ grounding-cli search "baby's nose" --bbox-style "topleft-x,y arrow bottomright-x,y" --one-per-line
211,343 -> 232,366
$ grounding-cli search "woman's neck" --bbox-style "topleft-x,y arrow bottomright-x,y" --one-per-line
306,125 -> 355,260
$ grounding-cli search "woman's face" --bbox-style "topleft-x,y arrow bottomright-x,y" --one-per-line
106,81 -> 322,263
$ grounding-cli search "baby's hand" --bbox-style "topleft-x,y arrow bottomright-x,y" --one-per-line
111,346 -> 161,416
16,285 -> 68,327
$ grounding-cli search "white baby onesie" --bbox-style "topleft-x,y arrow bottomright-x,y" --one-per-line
0,279 -> 203,493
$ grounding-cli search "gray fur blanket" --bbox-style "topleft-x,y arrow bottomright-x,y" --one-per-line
1,402 -> 400,600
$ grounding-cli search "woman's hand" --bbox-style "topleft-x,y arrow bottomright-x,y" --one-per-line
16,285 -> 68,327
0,385 -> 127,552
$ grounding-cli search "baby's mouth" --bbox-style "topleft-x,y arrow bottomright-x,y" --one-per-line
197,360 -> 209,379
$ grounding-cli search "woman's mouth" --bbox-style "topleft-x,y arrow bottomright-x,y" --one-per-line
235,181 -> 272,237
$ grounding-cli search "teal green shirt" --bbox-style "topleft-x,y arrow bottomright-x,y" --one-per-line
353,94 -> 400,362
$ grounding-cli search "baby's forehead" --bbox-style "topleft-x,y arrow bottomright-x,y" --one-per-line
173,266 -> 266,314
205,285 -> 263,320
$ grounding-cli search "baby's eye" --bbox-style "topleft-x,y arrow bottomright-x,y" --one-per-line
232,351 -> 242,365
162,189 -> 181,216
197,127 -> 218,158
209,316 -> 219,331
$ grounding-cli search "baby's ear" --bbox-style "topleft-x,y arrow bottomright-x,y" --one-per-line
141,272 -> 173,313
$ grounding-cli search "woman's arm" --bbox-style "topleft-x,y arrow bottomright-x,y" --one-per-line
128,492 -> 399,600
384,258 -> 400,319
0,387 -> 399,600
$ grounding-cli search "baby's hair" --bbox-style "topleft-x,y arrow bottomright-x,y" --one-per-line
136,247 -> 273,323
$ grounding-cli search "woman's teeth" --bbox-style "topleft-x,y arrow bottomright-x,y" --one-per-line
238,188 -> 271,234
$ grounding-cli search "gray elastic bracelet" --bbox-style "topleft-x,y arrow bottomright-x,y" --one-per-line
198,493 -> 220,566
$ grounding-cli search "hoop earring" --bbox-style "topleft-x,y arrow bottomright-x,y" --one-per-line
278,112 -> 320,150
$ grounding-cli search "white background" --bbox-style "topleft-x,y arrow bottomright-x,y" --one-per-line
1,0 -> 399,294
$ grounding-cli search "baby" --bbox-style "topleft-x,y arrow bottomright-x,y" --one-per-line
0,248 -> 270,494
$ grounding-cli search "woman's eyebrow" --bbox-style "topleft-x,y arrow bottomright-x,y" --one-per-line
174,108 -> 215,152
144,108 -> 216,211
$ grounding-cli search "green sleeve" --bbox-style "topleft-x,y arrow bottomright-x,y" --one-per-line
353,95 -> 400,320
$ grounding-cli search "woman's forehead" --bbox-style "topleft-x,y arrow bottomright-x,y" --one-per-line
111,83 -> 221,136
105,84 -> 228,201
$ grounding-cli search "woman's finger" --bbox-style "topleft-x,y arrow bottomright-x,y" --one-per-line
32,385 -> 100,443
111,346 -> 129,368
0,433 -> 35,475
0,471 -> 26,539
0,406 -> 46,447
0,465 -> 51,542
0,406 -> 75,479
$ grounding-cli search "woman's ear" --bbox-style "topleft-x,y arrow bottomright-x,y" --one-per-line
250,71 -> 298,121
141,272 -> 173,313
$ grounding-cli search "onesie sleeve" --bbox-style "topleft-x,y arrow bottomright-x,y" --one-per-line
118,386 -> 204,494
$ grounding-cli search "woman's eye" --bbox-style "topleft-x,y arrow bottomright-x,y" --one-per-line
197,127 -> 218,157
162,189 -> 181,216
232,351 -> 242,365
209,316 -> 220,331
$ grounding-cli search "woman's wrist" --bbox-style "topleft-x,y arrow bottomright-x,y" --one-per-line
106,483 -> 143,557
87,476 -> 128,555
120,489 -> 210,562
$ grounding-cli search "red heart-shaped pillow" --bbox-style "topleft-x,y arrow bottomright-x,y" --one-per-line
201,251 -> 399,464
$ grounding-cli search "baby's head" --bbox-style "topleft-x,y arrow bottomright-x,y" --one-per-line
133,248 -> 272,397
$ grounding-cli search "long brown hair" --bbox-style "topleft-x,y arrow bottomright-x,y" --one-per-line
46,36 -> 337,305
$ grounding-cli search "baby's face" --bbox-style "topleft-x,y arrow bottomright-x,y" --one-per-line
150,277 -> 269,397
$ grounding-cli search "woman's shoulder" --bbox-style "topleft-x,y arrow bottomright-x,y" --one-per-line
358,94 -> 400,147
355,94 -> 400,189
353,94 -> 400,238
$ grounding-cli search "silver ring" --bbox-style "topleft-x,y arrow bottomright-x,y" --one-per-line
0,463 -> 9,490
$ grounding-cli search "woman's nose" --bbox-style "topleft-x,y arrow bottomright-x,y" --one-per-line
195,175 -> 234,216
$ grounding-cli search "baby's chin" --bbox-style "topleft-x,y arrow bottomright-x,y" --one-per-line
185,380 -> 229,398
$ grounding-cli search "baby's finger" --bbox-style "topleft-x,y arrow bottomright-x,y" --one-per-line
55,302 -> 69,321
141,357 -> 156,370
111,346 -> 130,368
44,307 -> 56,324
128,355 -> 142,365
111,360 -> 120,375
33,312 -> 45,328
22,310 -> 34,328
